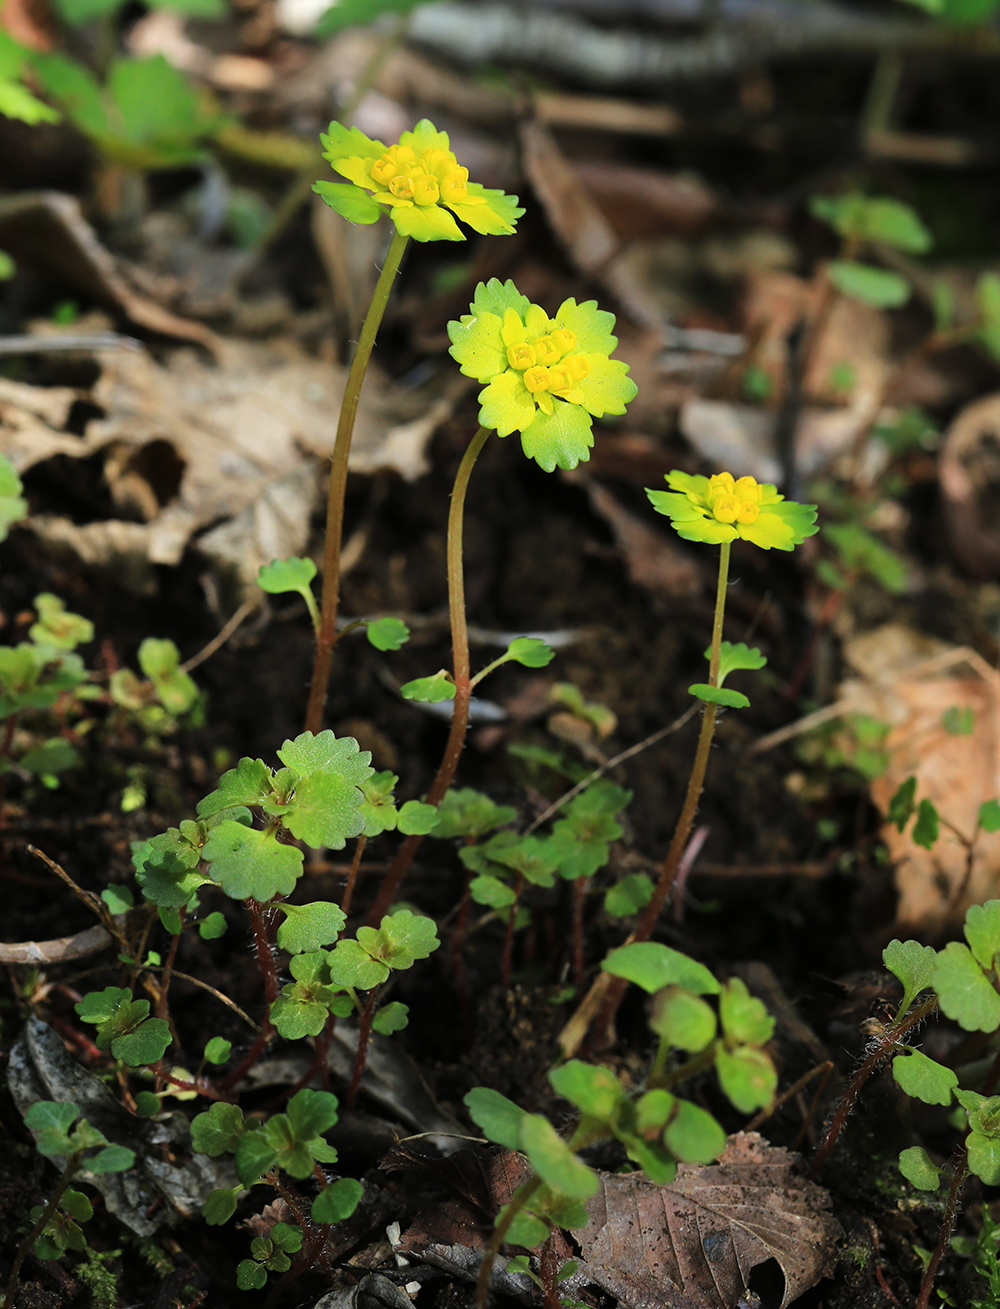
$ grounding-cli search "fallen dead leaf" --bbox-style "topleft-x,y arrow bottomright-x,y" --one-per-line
573,1133 -> 840,1309
2,337 -> 457,592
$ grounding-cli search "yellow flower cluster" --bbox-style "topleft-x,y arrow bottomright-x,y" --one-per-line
703,473 -> 762,527
367,143 -> 475,210
501,311 -> 591,416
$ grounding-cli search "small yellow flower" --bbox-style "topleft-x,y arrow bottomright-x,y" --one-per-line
647,470 -> 818,551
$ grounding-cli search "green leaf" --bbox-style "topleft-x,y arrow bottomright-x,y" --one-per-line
602,942 -> 721,995
714,641 -> 767,685
257,556 -> 316,597
824,521 -> 908,594
101,884 -> 134,915
892,1049 -> 958,1106
312,1177 -> 363,1223
548,1060 -> 626,1122
968,1133 -> 1000,1186
235,1131 -> 279,1188
198,911 -> 227,940
965,900 -> 1000,971
883,937 -> 938,1015
719,978 -> 775,1046
715,1046 -> 778,1113
912,799 -> 940,849
397,800 -> 439,835
604,872 -> 653,918
372,1001 -> 409,1035
277,729 -> 374,789
505,637 -> 555,668
138,637 -> 198,713
649,988 -> 717,1053
20,738 -> 79,777
688,683 -> 750,710
202,820 -> 303,902
134,1091 -> 161,1117
898,1146 -> 942,1191
826,261 -> 911,308
204,1037 -> 231,1065
400,671 -> 456,703
464,1087 -> 528,1150
366,617 -> 410,651
979,800 -> 1000,833
30,593 -> 93,650
664,1100 -> 726,1164
0,456 -> 27,541
24,1101 -> 80,1156
506,1211 -> 550,1249
432,788 -> 517,838
810,193 -> 932,252
89,1144 -> 135,1173
469,875 -> 517,909
887,776 -> 917,832
197,757 -> 272,817
203,1186 -> 242,1225
519,1115 -> 597,1200
113,1018 -> 171,1066
327,938 -> 389,989
356,909 -> 440,972
60,1190 -> 92,1222
191,1103 -> 246,1156
276,901 -> 346,953
237,1260 -> 268,1291
159,905 -> 183,935
312,179 -> 382,224
933,942 -> 1000,1031
359,770 -> 399,837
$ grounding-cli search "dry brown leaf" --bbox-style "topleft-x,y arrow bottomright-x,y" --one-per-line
574,1133 -> 840,1309
577,476 -> 700,601
2,337 -> 455,591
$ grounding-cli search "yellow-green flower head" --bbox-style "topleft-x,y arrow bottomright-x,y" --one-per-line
313,119 -> 523,243
647,470 -> 819,550
448,279 -> 637,472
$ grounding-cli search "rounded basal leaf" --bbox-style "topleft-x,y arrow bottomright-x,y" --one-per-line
664,1099 -> 726,1164
548,1060 -> 625,1122
400,671 -> 457,702
198,912 -> 227,940
715,641 -> 767,682
235,1131 -> 279,1187
134,1091 -> 161,1117
191,1102 -> 246,1156
197,757 -> 272,818
366,616 -> 410,651
361,909 -> 440,970
371,1001 -> 409,1035
277,730 -> 374,788
506,1211 -> 550,1250
287,1088 -> 340,1141
719,978 -> 775,1046
470,874 -> 517,908
285,771 -> 367,850
933,941 -> 1000,1031
397,800 -> 439,835
271,991 -> 330,1039
464,1086 -> 527,1150
979,801 -> 1000,833
327,938 -> 389,989
968,1132 -> 1000,1186
257,556 -> 316,596
826,261 -> 911,308
519,1114 -> 597,1200
433,788 -> 517,839
89,1144 -> 135,1173
203,1186 -> 242,1226
649,988 -> 717,1053
204,1037 -> 231,1065
636,1089 -> 676,1133
202,821 -> 304,902
312,1177 -> 363,1224
604,872 -> 653,918
716,1046 -> 777,1113
912,799 -> 939,850
113,1017 -> 172,1066
898,1146 -> 942,1191
276,901 -> 346,953
892,1049 -> 958,1106
237,1260 -> 268,1291
60,1190 -> 92,1222
602,942 -> 721,995
964,900 -> 1000,971
24,1100 -> 80,1156
506,636 -> 555,668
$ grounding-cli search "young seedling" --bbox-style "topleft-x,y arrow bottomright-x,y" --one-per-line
562,470 -> 818,1054
305,124 -> 523,732
3,1101 -> 136,1308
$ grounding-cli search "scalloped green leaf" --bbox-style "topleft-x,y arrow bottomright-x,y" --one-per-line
24,1101 -> 80,1156
400,671 -> 456,703
602,942 -> 721,995
312,1177 -> 363,1223
883,937 -> 937,1015
366,617 -> 410,651
191,1102 -> 246,1156
283,770 -> 366,850
664,1099 -> 726,1164
312,179 -> 382,223
898,1146 -> 942,1191
603,872 -> 653,918
326,938 -> 389,989
649,988 -> 717,1053
197,757 -> 272,818
965,900 -> 1000,971
203,1186 -> 242,1225
257,556 -> 316,597
719,978 -> 775,1046
713,641 -> 767,685
277,730 -> 373,788
548,1060 -> 626,1122
505,636 -> 555,668
276,901 -> 346,953
397,800 -> 439,835
892,1049 -> 958,1106
371,1001 -> 409,1035
202,821 -> 303,902
933,942 -> 1000,1031
432,788 -> 516,838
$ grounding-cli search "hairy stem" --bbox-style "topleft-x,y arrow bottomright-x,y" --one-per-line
915,1147 -> 967,1309
367,425 -> 492,924
305,228 -> 410,735
2,1153 -> 82,1309
346,986 -> 380,1111
474,1176 -> 544,1309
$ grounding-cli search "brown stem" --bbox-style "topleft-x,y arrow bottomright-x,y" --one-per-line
366,426 -> 492,924
346,986 -> 380,1111
915,1147 -> 967,1309
247,899 -> 279,1007
2,1152 -> 83,1309
808,994 -> 938,1179
340,834 -> 366,919
539,1236 -> 562,1309
156,908 -> 185,1023
474,1176 -> 544,1309
304,228 -> 410,735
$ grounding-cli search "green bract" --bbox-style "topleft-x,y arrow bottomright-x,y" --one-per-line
647,470 -> 819,551
315,119 -> 522,242
447,280 -> 637,472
